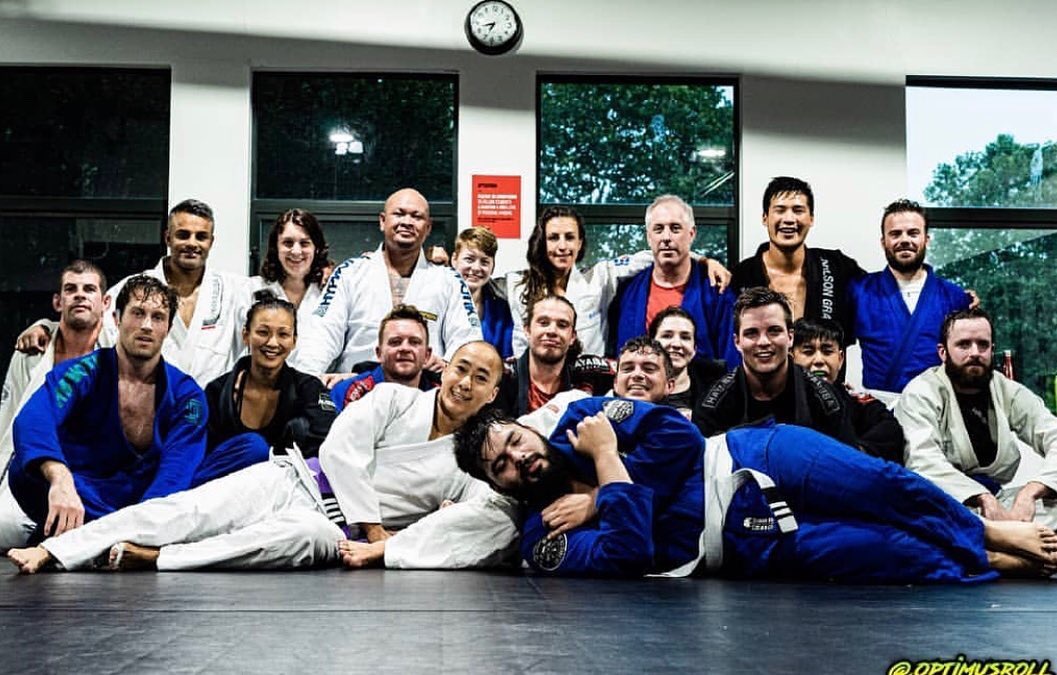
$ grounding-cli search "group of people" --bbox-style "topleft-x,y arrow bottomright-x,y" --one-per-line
2,176 -> 1056,584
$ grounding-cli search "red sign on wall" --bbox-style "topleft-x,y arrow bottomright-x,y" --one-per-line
472,175 -> 521,238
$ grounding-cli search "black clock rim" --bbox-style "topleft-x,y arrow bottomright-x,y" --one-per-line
464,0 -> 523,56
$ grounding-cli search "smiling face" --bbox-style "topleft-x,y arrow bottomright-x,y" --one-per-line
276,221 -> 316,282
763,191 -> 813,253
243,306 -> 296,372
735,303 -> 792,381
437,342 -> 502,423
526,297 -> 576,366
614,347 -> 673,402
375,318 -> 431,384
165,212 -> 214,273
379,188 -> 432,252
646,201 -> 696,271
939,317 -> 994,393
543,216 -> 583,275
882,210 -> 929,275
653,315 -> 696,374
453,244 -> 495,294
54,270 -> 108,331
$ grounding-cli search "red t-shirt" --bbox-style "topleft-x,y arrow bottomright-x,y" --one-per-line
645,278 -> 687,330
527,379 -> 557,412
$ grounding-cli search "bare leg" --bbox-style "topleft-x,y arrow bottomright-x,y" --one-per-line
987,550 -> 1057,578
983,520 -> 1057,563
108,542 -> 159,571
6,546 -> 54,574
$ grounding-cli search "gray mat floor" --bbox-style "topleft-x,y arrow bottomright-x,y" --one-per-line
1,570 -> 1054,674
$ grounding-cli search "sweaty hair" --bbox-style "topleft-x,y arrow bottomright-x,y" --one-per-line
618,335 -> 675,380
260,209 -> 330,285
453,406 -> 518,484
645,194 -> 694,227
115,275 -> 179,329
762,176 -> 814,216
60,259 -> 107,295
378,304 -> 430,346
733,286 -> 794,333
454,226 -> 499,259
169,198 -> 215,226
792,318 -> 844,350
940,307 -> 992,347
518,205 -> 586,309
245,290 -> 298,336
881,198 -> 928,235
647,305 -> 696,342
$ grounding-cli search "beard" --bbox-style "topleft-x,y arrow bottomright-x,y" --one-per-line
945,357 -> 993,391
511,444 -> 575,510
530,343 -> 567,366
884,246 -> 926,274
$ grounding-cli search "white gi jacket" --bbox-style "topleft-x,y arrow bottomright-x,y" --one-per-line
292,246 -> 482,374
506,251 -> 655,357
245,276 -> 324,330
895,366 -> 1057,504
106,259 -> 249,386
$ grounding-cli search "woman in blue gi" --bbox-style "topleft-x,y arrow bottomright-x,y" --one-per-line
196,292 -> 337,484
454,397 -> 1057,582
451,227 -> 514,359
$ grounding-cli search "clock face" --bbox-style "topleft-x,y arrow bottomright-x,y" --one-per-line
466,0 -> 522,55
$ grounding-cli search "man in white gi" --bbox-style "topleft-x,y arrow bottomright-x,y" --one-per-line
895,308 -> 1057,528
292,188 -> 482,380
6,341 -> 518,573
0,261 -> 113,549
15,200 -> 247,387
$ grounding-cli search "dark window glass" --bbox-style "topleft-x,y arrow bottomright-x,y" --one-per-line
253,73 -> 457,202
539,80 -> 735,205
0,68 -> 170,199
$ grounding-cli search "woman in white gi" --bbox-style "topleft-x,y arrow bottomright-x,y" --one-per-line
506,206 -> 729,357
248,209 -> 331,326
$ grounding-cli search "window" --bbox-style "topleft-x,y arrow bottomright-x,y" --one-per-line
538,76 -> 737,266
0,67 -> 170,368
251,73 -> 458,269
908,78 -> 1057,405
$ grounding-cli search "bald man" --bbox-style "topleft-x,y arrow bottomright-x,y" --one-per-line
292,188 -> 482,380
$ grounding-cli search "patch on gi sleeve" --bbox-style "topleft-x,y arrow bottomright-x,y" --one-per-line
318,392 -> 337,413
602,399 -> 634,423
532,534 -> 568,571
183,398 -> 204,426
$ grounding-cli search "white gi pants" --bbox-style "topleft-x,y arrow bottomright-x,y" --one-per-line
43,460 -> 342,571
0,479 -> 35,551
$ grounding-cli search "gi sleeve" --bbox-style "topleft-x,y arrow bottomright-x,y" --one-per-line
850,396 -> 905,464
520,482 -> 654,576
11,358 -> 97,475
290,258 -> 359,374
1007,385 -> 1057,494
0,351 -> 35,444
895,382 -> 988,504
385,492 -> 520,569
588,249 -> 655,320
318,384 -> 399,525
141,382 -> 208,500
618,405 -> 705,506
439,269 -> 484,361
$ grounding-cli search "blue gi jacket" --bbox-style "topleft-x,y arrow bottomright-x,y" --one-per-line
521,397 -> 705,576
479,281 -> 514,359
329,364 -> 440,412
9,348 -> 207,523
850,266 -> 969,392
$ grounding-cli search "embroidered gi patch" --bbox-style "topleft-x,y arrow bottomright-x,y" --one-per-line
603,399 -> 633,424
183,398 -> 203,426
533,534 -> 567,571
318,392 -> 337,413
743,516 -> 776,532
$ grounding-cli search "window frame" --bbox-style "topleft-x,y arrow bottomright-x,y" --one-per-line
536,73 -> 740,265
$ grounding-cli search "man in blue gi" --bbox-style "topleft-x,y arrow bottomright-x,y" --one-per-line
850,199 -> 970,394
7,275 -> 208,543
607,194 -> 739,366
454,352 -> 1057,580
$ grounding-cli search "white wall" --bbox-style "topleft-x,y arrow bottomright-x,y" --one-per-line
1,0 -> 1055,282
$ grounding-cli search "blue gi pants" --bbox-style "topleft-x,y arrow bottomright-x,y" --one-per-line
721,424 -> 996,584
191,433 -> 270,488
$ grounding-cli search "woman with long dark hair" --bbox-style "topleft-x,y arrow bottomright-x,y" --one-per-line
250,209 -> 331,327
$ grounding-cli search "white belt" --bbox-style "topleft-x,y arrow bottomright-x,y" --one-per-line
659,434 -> 798,578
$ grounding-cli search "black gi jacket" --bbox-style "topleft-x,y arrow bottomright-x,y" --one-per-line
495,351 -> 615,417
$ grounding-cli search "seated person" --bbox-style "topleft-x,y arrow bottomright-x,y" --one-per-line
451,227 -> 514,359
200,292 -> 337,487
496,295 -> 614,417
692,287 -> 857,447
647,306 -> 728,418
454,396 -> 1057,580
6,275 -> 208,545
7,342 -> 517,574
791,318 -> 904,464
330,305 -> 440,412
895,308 -> 1057,529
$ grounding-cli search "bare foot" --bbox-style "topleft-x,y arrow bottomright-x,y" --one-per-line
108,542 -> 159,571
988,550 -> 1057,579
6,546 -> 54,574
984,520 -> 1057,563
